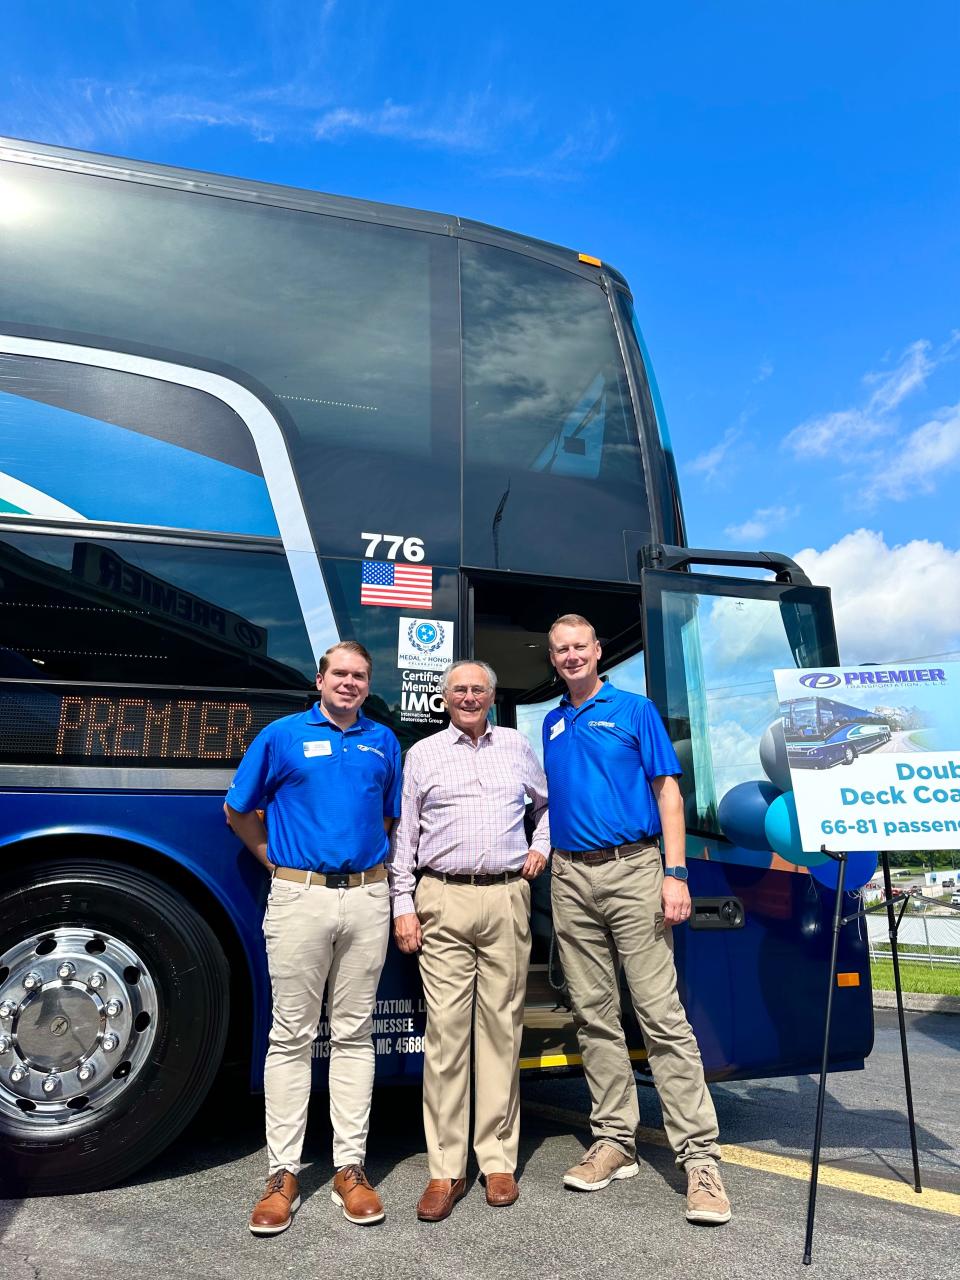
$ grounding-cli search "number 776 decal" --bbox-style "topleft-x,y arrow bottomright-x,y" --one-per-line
361,532 -> 425,562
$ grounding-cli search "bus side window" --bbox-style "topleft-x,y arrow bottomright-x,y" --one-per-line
0,532 -> 315,690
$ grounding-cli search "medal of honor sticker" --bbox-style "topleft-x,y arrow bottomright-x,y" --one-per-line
396,617 -> 454,672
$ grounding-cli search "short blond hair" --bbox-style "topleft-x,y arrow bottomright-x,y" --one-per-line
548,613 -> 598,648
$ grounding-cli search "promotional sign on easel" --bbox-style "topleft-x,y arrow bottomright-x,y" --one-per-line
772,659 -> 960,1264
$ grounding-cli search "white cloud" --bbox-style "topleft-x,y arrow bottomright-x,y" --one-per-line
793,529 -> 960,664
754,359 -> 774,383
783,407 -> 890,458
2,77 -> 280,148
493,111 -> 620,181
863,401 -> 960,501
688,427 -> 741,481
725,505 -> 797,543
863,339 -> 935,414
313,96 -> 493,151
2,69 -> 613,182
312,98 -> 619,177
783,337 -> 954,459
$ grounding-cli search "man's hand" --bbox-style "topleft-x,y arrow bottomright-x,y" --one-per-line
393,912 -> 423,954
661,875 -> 691,926
521,849 -> 548,879
224,804 -> 272,871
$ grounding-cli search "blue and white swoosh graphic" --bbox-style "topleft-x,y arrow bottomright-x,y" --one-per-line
0,391 -> 279,536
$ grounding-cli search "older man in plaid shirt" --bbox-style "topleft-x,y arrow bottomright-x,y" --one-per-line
388,659 -> 549,1222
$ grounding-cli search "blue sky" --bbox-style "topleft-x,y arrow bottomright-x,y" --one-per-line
2,0 -> 958,663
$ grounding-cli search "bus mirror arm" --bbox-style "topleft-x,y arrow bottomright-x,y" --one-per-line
640,544 -> 812,587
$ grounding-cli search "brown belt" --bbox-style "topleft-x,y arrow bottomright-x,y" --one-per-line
420,867 -> 523,887
272,863 -> 387,889
554,840 -> 658,866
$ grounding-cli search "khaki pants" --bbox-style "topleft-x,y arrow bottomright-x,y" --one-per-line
551,846 -> 721,1169
416,875 -> 532,1179
261,876 -> 390,1174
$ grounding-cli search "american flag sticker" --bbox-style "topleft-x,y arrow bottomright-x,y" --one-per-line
360,560 -> 433,609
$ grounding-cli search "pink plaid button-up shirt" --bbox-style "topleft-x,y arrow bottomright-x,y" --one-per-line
387,720 -> 550,917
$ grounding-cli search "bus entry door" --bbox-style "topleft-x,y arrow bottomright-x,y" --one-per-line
637,551 -> 873,1079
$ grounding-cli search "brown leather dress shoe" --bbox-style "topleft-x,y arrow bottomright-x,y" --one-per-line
249,1170 -> 300,1235
484,1172 -> 520,1206
416,1177 -> 468,1221
331,1164 -> 385,1224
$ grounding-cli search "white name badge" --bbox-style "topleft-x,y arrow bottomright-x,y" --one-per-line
303,740 -> 333,758
549,719 -> 565,741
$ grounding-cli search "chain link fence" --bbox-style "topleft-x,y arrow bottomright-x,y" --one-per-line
866,905 -> 960,994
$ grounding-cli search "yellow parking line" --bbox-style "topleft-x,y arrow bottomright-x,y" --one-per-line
523,1102 -> 960,1218
719,1143 -> 960,1217
519,1050 -> 647,1071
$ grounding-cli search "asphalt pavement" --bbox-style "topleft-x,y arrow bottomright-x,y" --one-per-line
1,1010 -> 957,1280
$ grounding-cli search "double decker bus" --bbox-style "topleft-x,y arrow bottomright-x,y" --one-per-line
781,696 -> 892,768
0,137 -> 872,1194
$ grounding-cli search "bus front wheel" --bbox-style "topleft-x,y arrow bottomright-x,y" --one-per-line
0,858 -> 230,1194
842,746 -> 857,765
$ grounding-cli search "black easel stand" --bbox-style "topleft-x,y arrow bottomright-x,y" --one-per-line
802,848 -> 921,1265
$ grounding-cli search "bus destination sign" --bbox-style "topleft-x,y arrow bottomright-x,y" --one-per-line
0,685 -> 309,768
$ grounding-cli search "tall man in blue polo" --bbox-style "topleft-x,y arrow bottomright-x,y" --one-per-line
226,640 -> 401,1236
544,614 -> 731,1225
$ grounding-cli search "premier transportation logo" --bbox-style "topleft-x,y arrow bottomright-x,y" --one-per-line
799,668 -> 947,692
800,673 -> 841,689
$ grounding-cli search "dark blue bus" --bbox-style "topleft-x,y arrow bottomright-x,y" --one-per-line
782,696 -> 892,768
0,137 -> 872,1193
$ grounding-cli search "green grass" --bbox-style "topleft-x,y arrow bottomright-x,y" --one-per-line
907,729 -> 937,749
870,959 -> 960,997
872,943 -> 960,958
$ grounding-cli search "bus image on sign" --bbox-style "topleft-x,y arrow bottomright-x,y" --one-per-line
0,137 -> 872,1194
781,696 -> 893,769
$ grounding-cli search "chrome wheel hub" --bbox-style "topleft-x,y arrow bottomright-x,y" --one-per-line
0,927 -> 159,1126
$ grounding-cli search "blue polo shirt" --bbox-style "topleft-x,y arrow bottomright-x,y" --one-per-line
542,683 -> 681,852
226,704 -> 401,873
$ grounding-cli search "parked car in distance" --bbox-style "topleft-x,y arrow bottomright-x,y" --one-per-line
950,892 -> 960,907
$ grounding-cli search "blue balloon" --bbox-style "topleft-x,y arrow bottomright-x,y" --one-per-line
717,780 -> 782,850
810,851 -> 878,891
763,792 -> 830,867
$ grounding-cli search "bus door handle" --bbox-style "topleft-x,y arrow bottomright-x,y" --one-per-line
689,897 -> 745,930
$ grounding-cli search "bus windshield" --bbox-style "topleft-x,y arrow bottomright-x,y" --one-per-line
460,242 -> 651,579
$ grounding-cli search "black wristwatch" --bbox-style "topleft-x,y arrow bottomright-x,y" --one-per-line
663,865 -> 689,882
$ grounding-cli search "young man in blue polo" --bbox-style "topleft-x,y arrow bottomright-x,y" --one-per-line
543,614 -> 731,1225
226,640 -> 401,1235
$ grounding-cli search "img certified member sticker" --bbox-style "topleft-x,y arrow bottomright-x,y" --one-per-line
396,617 -> 455,672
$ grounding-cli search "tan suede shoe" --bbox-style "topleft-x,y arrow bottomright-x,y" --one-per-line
249,1170 -> 300,1235
563,1141 -> 639,1191
484,1173 -> 519,1206
685,1165 -> 731,1224
331,1164 -> 385,1224
416,1177 -> 467,1222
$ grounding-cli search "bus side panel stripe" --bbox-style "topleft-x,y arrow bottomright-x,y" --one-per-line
0,336 -> 339,663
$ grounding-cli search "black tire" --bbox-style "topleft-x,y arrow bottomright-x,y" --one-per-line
842,746 -> 856,765
0,859 -> 230,1195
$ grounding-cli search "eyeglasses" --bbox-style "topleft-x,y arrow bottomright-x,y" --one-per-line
447,685 -> 492,699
